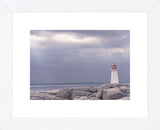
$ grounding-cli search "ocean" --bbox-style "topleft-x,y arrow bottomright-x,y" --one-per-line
30,84 -> 104,92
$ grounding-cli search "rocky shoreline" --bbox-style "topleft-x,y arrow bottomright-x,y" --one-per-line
30,83 -> 130,100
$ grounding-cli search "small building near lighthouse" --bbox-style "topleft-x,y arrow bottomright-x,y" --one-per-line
110,64 -> 119,84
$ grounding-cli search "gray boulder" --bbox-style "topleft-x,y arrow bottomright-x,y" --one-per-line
42,96 -> 52,100
103,87 -> 125,99
97,86 -> 104,99
118,96 -> 130,100
54,97 -> 67,100
71,90 -> 91,99
73,96 -> 89,100
105,84 -> 119,89
119,86 -> 130,96
30,96 -> 43,100
88,92 -> 98,100
73,94 -> 98,100
56,89 -> 73,99
87,87 -> 97,92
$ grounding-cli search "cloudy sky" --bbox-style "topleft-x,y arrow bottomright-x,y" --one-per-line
30,30 -> 130,84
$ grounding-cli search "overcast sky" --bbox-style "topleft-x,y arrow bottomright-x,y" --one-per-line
30,30 -> 130,84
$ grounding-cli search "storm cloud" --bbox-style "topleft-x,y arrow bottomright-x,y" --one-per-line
30,30 -> 130,84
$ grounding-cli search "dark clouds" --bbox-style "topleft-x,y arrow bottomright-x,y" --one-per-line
30,30 -> 130,84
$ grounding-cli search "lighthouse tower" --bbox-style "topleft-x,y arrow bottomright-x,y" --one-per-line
110,64 -> 119,84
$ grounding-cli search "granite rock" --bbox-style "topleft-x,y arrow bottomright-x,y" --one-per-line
30,83 -> 130,100
71,90 -> 91,99
103,87 -> 125,99
56,89 -> 73,99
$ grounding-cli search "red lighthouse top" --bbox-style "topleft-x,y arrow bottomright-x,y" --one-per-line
112,64 -> 117,69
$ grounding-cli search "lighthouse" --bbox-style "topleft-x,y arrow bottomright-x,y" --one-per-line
110,64 -> 119,84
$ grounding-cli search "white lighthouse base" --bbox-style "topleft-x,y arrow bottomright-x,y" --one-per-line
111,70 -> 119,84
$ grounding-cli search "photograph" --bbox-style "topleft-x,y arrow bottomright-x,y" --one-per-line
30,30 -> 130,100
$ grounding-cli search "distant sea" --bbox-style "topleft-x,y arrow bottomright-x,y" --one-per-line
30,83 -> 104,92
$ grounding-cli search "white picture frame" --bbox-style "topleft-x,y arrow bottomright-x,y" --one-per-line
0,0 -> 160,129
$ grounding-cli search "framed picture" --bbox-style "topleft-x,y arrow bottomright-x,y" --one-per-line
0,0 -> 160,129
